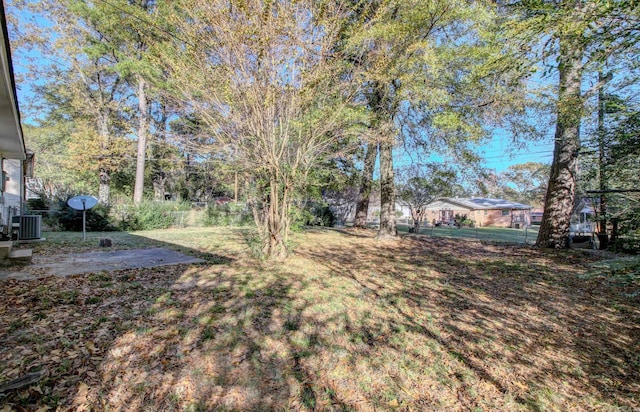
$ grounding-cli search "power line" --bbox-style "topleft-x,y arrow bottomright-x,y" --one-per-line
481,150 -> 552,161
476,145 -> 553,157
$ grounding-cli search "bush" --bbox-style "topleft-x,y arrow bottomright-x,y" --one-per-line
26,197 -> 58,229
116,201 -> 190,231
202,202 -> 252,226
51,199 -> 114,231
454,213 -> 473,228
301,202 -> 336,227
611,232 -> 640,254
26,197 -> 47,212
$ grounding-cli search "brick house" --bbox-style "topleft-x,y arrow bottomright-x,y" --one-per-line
423,197 -> 533,228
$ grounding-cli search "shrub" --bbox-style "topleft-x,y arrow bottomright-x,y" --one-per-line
26,197 -> 58,229
301,202 -> 335,227
116,201 -> 190,231
51,199 -> 114,231
202,202 -> 252,226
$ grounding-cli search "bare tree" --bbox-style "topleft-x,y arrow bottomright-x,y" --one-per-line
157,0 -> 360,259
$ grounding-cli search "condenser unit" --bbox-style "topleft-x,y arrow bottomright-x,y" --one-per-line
12,215 -> 42,240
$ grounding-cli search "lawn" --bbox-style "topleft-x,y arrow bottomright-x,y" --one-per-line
397,222 -> 540,245
1,227 -> 639,411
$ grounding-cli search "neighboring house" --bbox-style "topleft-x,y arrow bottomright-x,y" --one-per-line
570,197 -> 598,234
423,197 -> 533,228
531,208 -> 543,225
0,2 -> 31,238
324,191 -> 533,228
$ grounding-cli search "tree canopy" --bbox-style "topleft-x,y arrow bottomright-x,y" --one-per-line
7,0 -> 640,257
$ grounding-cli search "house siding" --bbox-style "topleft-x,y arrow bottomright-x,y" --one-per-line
324,193 -> 533,228
424,207 -> 471,225
1,158 -> 22,229
478,209 -> 531,228
423,198 -> 532,228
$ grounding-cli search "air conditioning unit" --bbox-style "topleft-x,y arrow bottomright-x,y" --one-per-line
12,215 -> 42,240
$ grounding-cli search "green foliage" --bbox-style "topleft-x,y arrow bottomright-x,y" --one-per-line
26,193 -> 114,232
454,214 -> 474,228
26,197 -> 48,212
202,203 -> 252,227
581,104 -> 640,252
52,200 -> 114,232
300,202 -> 336,228
582,256 -> 640,284
116,201 -> 190,231
501,162 -> 549,207
612,235 -> 640,255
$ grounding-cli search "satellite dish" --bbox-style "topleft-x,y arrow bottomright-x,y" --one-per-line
67,195 -> 98,241
67,195 -> 98,211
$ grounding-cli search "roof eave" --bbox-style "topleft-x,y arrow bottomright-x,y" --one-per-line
0,1 -> 26,161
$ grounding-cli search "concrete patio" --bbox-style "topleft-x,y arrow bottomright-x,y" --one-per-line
0,248 -> 205,280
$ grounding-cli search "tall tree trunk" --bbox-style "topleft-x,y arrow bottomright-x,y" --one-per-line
98,167 -> 111,205
354,142 -> 378,227
152,171 -> 167,200
97,114 -> 111,205
133,75 -> 149,204
251,175 -> 289,260
378,140 -> 397,238
152,102 -> 169,201
597,70 -> 607,235
234,172 -> 239,202
409,207 -> 420,233
536,35 -> 584,248
183,153 -> 191,201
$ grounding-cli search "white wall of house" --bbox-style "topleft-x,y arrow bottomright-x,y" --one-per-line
1,158 -> 22,228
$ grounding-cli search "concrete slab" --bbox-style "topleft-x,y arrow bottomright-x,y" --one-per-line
0,248 -> 205,280
7,249 -> 33,266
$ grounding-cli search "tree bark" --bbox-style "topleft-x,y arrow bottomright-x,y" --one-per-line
354,142 -> 378,227
133,75 -> 149,204
536,34 -> 584,248
378,140 -> 397,238
152,102 -> 170,201
597,70 -> 607,235
152,171 -> 167,200
97,113 -> 111,205
252,175 -> 289,260
98,167 -> 111,205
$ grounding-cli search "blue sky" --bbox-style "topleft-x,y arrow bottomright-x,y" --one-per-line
479,132 -> 553,172
7,2 -> 556,176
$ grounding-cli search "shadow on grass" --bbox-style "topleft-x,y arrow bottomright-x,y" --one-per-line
1,227 -> 638,410
0,228 -> 364,410
300,231 -> 640,410
397,224 -> 539,245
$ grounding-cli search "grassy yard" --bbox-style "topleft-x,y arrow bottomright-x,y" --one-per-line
1,227 -> 639,411
397,223 -> 540,245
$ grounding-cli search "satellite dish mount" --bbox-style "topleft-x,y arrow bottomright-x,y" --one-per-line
67,195 -> 99,241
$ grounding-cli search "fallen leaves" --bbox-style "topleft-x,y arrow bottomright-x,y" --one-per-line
0,228 -> 638,411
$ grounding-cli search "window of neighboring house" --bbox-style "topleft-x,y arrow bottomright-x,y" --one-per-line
501,209 -> 510,216
483,210 -> 487,216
